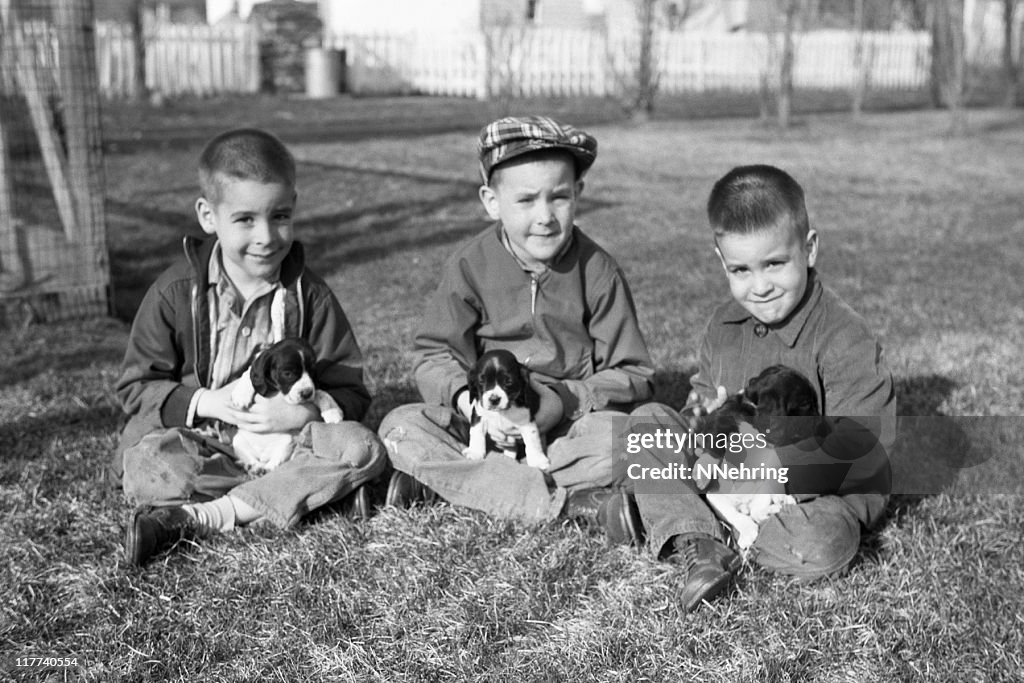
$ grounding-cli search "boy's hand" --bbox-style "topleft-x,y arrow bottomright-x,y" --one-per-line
196,381 -> 249,425
197,382 -> 318,433
234,392 -> 320,433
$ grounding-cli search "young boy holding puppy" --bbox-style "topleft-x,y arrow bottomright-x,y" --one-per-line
379,116 -> 654,531
115,128 -> 387,566
629,164 -> 895,611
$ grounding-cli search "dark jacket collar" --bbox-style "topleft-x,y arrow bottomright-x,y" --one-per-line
720,269 -> 822,348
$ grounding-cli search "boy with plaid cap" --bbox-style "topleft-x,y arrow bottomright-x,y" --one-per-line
378,116 -> 654,532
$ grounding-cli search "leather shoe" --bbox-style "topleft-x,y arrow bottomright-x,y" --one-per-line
385,471 -> 438,508
340,485 -> 372,520
565,488 -> 645,547
666,533 -> 741,612
596,490 -> 645,547
125,505 -> 198,567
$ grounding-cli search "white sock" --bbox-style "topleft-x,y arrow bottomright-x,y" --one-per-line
182,496 -> 237,535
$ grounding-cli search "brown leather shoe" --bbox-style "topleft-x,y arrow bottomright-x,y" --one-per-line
666,533 -> 741,612
384,471 -> 438,508
125,505 -> 198,567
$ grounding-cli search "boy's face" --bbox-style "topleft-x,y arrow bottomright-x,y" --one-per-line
195,177 -> 296,290
479,154 -> 582,270
715,220 -> 818,326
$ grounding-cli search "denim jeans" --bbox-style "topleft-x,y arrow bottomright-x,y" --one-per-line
378,403 -> 628,522
122,421 -> 388,528
630,403 -> 887,579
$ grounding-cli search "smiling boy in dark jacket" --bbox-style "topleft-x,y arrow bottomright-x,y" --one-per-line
115,128 -> 386,566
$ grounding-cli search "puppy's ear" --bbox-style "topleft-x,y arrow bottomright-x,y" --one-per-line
466,362 -> 481,403
298,340 -> 316,372
699,412 -> 739,458
250,349 -> 273,397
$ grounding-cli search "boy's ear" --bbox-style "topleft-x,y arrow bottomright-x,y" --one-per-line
195,197 -> 217,236
574,179 -> 585,198
478,184 -> 501,221
804,229 -> 819,267
714,245 -> 728,273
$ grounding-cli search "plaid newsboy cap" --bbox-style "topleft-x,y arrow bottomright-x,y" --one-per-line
477,115 -> 598,182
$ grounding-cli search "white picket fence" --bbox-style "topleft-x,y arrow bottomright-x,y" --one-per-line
95,21 -> 259,98
335,28 -> 931,99
3,21 -> 931,100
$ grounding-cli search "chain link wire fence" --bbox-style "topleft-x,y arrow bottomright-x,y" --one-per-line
0,0 -> 110,327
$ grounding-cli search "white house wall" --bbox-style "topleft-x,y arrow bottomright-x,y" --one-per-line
319,0 -> 480,37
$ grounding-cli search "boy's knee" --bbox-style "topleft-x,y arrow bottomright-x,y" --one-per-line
308,422 -> 389,472
752,496 -> 861,580
378,402 -> 449,440
630,402 -> 680,420
121,429 -> 198,504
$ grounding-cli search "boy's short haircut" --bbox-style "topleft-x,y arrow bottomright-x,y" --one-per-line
707,164 -> 809,240
478,115 -> 597,184
198,128 -> 296,204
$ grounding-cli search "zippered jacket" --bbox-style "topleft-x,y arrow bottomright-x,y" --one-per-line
414,224 -> 654,422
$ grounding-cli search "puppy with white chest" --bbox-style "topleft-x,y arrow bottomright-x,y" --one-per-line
695,365 -> 820,551
230,337 -> 343,474
461,349 -> 549,470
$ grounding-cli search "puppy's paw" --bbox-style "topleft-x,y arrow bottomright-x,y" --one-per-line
231,383 -> 256,410
462,446 -> 486,460
734,521 -> 760,551
321,408 -> 343,424
525,452 -> 550,470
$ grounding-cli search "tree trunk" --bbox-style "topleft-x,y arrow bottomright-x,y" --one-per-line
852,0 -> 867,117
1004,0 -> 1019,107
930,0 -> 967,133
777,0 -> 799,129
634,0 -> 658,117
131,0 -> 147,101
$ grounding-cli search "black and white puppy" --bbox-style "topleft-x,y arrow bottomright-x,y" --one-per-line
230,338 -> 343,473
697,365 -> 819,551
461,349 -> 549,470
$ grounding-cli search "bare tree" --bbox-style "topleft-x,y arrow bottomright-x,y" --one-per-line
759,0 -> 803,129
851,0 -> 875,117
130,0 -> 148,102
1003,0 -> 1020,106
606,0 -> 694,121
777,0 -> 800,128
632,0 -> 658,117
930,0 -> 967,134
482,15 -> 528,113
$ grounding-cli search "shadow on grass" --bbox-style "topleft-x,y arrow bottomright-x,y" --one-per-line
0,347 -> 124,386
895,374 -> 958,417
0,406 -> 122,479
858,373 -> 963,569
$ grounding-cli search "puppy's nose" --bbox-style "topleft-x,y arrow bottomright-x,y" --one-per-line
487,394 -> 502,408
298,388 -> 314,401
